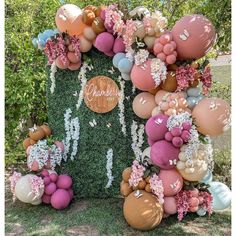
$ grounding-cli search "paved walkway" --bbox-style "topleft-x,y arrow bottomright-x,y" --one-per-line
210,55 -> 231,66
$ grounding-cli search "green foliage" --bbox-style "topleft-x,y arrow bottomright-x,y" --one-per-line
47,49 -> 146,197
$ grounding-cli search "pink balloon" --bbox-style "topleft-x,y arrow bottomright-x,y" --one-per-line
49,173 -> 58,183
172,14 -> 216,60
145,114 -> 169,141
130,59 -> 156,91
51,189 -> 71,210
44,177 -> 51,186
41,169 -> 49,177
171,127 -> 182,137
158,169 -> 183,196
159,33 -> 172,45
55,56 -> 69,69
151,140 -> 180,169
45,182 -> 57,196
163,44 -> 174,55
42,194 -> 51,204
165,132 -> 173,142
68,188 -> 74,201
113,37 -> 125,53
57,175 -> 72,189
181,130 -> 190,142
170,41 -> 177,49
172,137 -> 184,147
157,52 -> 166,62
166,54 -> 176,65
153,43 -> 164,55
163,197 -> 177,214
94,32 -> 114,53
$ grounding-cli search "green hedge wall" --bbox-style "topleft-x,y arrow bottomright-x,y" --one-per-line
47,49 -> 147,198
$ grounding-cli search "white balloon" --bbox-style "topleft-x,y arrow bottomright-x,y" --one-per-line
15,174 -> 44,204
197,207 -> 207,216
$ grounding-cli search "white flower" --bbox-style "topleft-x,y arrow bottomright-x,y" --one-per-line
105,148 -> 114,188
134,49 -> 149,65
50,62 -> 57,94
118,76 -> 127,136
131,121 -> 145,161
150,58 -> 167,86
76,62 -> 93,109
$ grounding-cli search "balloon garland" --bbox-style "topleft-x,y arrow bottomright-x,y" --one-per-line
9,3 -> 231,228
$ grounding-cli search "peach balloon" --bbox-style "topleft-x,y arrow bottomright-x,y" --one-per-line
68,61 -> 81,71
132,92 -> 157,119
83,26 -> 97,41
78,35 -> 92,52
172,14 -> 216,60
192,97 -> 231,136
55,4 -> 86,36
152,107 -> 162,116
123,190 -> 163,230
158,169 -> 183,196
163,197 -> 177,215
131,59 -> 156,91
155,90 -> 170,104
55,56 -> 69,69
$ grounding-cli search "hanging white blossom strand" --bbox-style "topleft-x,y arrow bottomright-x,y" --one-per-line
76,62 -> 93,109
50,61 -> 57,94
105,148 -> 114,188
64,108 -> 72,160
131,121 -> 145,161
118,76 -> 127,136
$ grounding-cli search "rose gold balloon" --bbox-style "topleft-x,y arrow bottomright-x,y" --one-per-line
55,4 -> 86,36
132,92 -> 157,119
192,97 -> 231,136
155,90 -> 170,105
172,14 -> 216,60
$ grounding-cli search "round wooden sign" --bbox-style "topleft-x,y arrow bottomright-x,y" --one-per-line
84,76 -> 120,113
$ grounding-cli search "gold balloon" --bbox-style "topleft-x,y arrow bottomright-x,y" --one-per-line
120,181 -> 133,197
122,167 -> 132,182
15,175 -> 44,204
192,97 -> 231,136
161,71 -> 177,92
123,190 -> 163,230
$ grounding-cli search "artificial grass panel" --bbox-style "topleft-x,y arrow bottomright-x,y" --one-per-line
46,49 -> 147,198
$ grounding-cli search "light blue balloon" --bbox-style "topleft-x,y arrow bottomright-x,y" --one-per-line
195,94 -> 204,103
121,73 -> 131,81
200,170 -> 213,184
118,58 -> 133,73
187,87 -> 201,97
187,96 -> 197,109
38,32 -> 47,41
38,38 -> 46,47
208,181 -> 231,210
32,38 -> 38,47
196,207 -> 207,216
113,53 -> 126,68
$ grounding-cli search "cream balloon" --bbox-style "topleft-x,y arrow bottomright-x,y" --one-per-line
135,20 -> 146,39
83,27 -> 97,41
78,35 -> 92,52
15,175 -> 44,204
144,36 -> 156,49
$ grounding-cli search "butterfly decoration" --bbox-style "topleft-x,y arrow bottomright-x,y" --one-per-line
106,123 -> 112,128
170,179 -> 181,189
141,63 -> 147,70
73,91 -> 79,97
89,119 -> 97,127
169,159 -> 177,166
139,97 -> 147,105
155,118 -> 163,125
108,67 -> 115,75
28,124 -> 38,132
125,96 -> 130,101
134,190 -> 143,198
179,29 -> 190,41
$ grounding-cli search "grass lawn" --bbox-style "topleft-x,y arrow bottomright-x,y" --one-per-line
5,65 -> 231,235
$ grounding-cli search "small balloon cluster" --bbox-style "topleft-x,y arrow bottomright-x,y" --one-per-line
41,170 -> 73,210
9,170 -> 73,210
24,124 -> 65,172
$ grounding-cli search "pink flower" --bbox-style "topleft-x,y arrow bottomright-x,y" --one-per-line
128,160 -> 145,187
150,174 -> 164,204
29,175 -> 44,198
175,65 -> 197,91
44,40 -> 57,64
123,20 -> 137,52
70,36 -> 80,57
175,190 -> 191,221
200,66 -> 212,95
199,191 -> 213,216
9,172 -> 22,202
